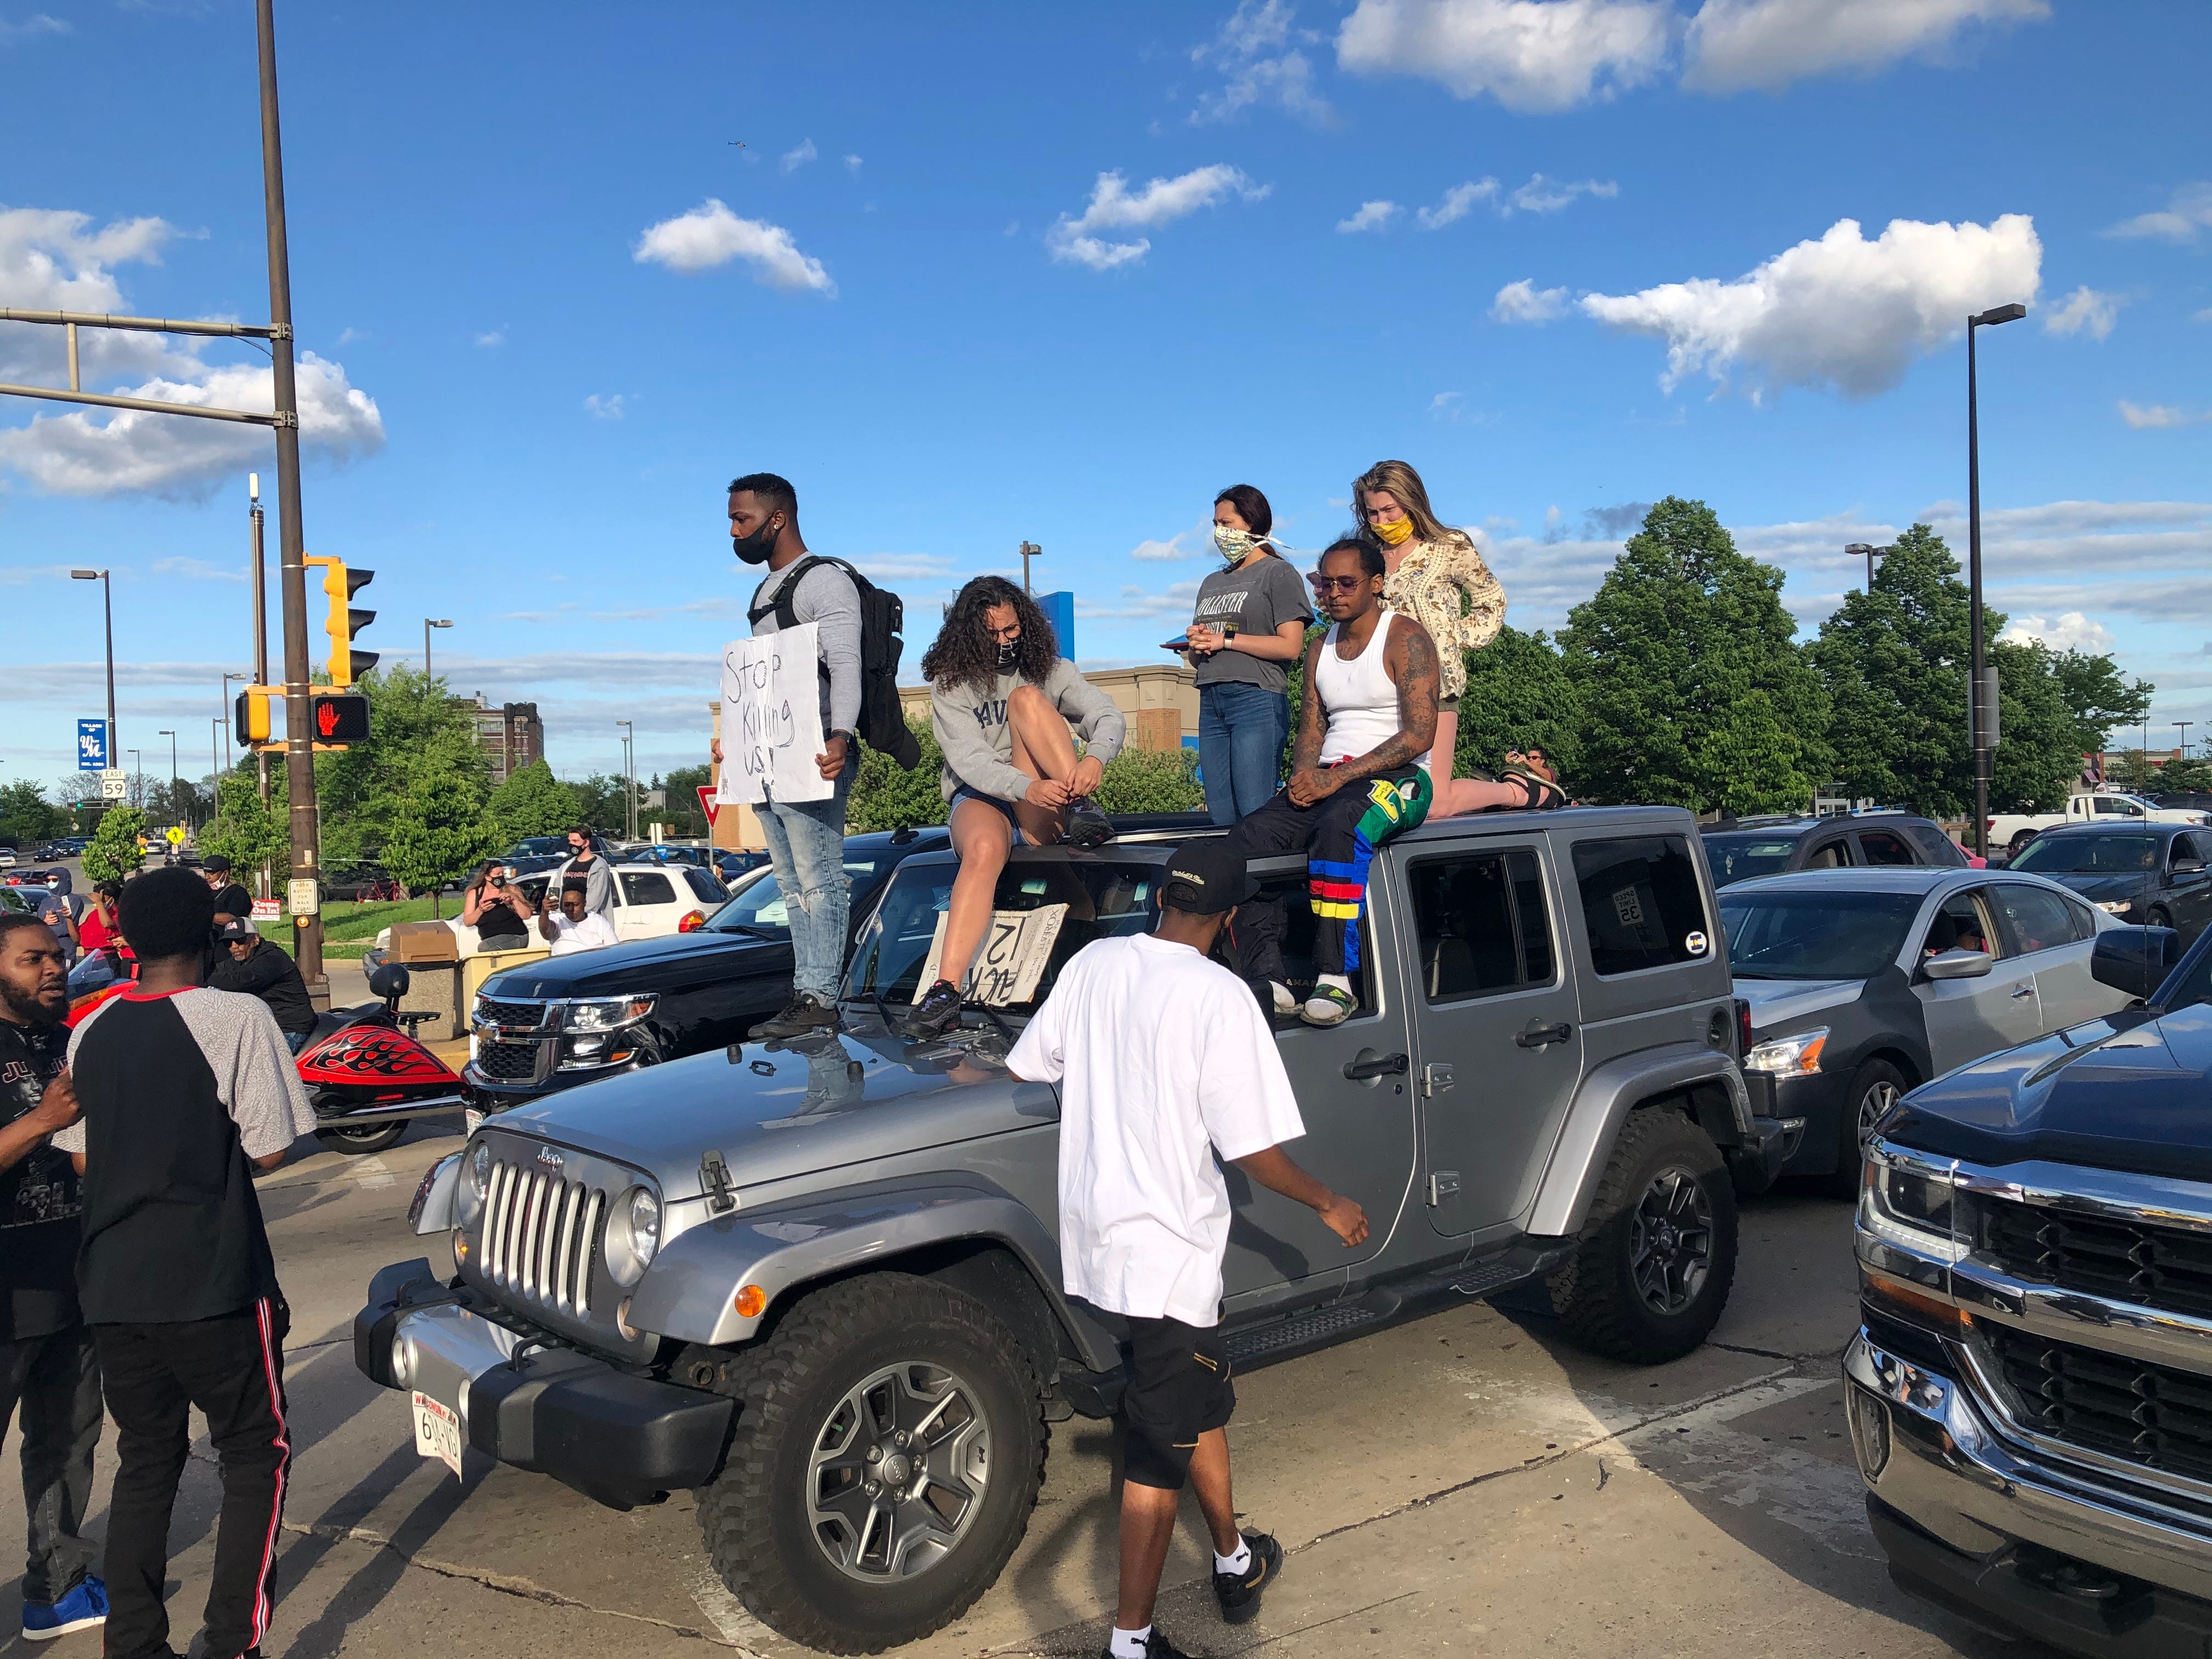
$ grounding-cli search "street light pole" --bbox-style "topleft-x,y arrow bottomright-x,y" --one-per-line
157,730 -> 177,834
616,720 -> 636,840
69,568 -> 116,768
1019,541 -> 1041,595
210,718 -> 223,807
2180,723 -> 2196,768
424,618 -> 452,675
1966,301 -> 2028,860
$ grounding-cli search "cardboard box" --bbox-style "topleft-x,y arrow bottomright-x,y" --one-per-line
387,921 -> 461,963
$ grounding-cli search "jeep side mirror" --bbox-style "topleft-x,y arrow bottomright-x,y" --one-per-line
2092,928 -> 2181,1002
1921,949 -> 1994,981
366,961 -> 412,1001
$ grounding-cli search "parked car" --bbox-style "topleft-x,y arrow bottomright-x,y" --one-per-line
0,848 -> 15,869
358,805 -> 1773,1651
1990,789 -> 2211,857
460,828 -> 951,1121
2152,789 -> 2212,815
370,859 -> 730,955
1844,922 -> 2209,1655
2005,822 -> 2212,943
1720,866 -> 2137,1189
1702,811 -> 1971,888
715,848 -> 770,883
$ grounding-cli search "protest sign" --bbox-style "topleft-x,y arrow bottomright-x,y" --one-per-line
913,905 -> 1068,1007
718,623 -> 832,804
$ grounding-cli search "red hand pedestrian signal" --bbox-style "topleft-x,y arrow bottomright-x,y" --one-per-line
308,692 -> 370,746
317,701 -> 339,739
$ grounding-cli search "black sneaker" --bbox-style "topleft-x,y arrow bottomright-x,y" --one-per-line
1065,802 -> 1116,849
1096,1632 -> 1193,1659
905,978 -> 965,1039
750,995 -> 840,1040
1212,1530 -> 1283,1625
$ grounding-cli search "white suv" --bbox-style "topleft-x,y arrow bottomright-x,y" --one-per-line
374,861 -> 728,953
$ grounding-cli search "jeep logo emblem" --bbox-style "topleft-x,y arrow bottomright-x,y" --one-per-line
535,1146 -> 564,1169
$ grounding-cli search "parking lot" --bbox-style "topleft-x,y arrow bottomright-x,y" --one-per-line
0,1110 -> 2049,1659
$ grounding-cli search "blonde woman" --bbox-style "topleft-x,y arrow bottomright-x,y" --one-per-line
1352,459 -> 1550,815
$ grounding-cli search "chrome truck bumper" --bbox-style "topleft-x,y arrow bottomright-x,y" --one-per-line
353,1258 -> 733,1510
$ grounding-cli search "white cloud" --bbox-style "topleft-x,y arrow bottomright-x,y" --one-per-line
1682,0 -> 2047,93
1506,173 -> 1618,213
631,199 -> 836,294
0,206 -> 195,385
151,556 -> 244,583
583,393 -> 626,420
2106,182 -> 2212,245
1336,199 -> 1400,233
1417,179 -> 1497,229
1047,165 -> 1267,270
0,13 -> 66,43
1192,0 -> 1336,126
1129,522 -> 1212,562
1581,213 -> 2042,399
1075,580 -> 1206,620
844,154 -> 864,173
1430,391 -> 1465,419
1491,278 -> 1568,323
473,329 -> 505,347
2118,401 -> 2200,430
1337,0 -> 1672,113
0,350 -> 384,499
780,138 -> 817,173
1999,611 -> 2116,654
2041,285 -> 2120,340
848,552 -> 960,582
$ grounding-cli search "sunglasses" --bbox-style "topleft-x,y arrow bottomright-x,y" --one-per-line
1310,574 -> 1369,594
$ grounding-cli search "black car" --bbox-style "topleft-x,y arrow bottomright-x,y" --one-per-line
1702,811 -> 1971,888
462,827 -> 950,1119
2005,821 -> 2212,943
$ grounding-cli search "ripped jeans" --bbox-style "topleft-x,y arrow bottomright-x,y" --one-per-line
758,753 -> 856,1003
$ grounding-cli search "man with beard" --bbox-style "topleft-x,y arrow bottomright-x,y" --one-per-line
0,913 -> 107,1642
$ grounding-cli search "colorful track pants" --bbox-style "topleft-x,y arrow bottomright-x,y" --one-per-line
1221,764 -> 1431,981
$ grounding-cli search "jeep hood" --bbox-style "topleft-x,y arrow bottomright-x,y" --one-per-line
482,1013 -> 1058,1200
1886,1001 -> 2212,1184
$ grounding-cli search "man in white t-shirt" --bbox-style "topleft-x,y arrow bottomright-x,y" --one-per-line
538,879 -> 618,956
1008,841 -> 1367,1659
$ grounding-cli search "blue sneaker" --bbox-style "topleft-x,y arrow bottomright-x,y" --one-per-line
22,1576 -> 108,1640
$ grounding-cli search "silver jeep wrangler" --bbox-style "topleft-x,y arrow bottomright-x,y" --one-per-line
356,805 -> 1775,1653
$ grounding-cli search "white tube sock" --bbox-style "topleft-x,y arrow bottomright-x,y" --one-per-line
1109,1626 -> 1153,1658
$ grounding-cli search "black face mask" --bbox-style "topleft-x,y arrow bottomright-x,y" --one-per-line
997,639 -> 1020,670
731,516 -> 780,566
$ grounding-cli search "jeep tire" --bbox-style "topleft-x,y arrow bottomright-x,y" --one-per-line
697,1272 -> 1048,1654
1547,1108 -> 1739,1364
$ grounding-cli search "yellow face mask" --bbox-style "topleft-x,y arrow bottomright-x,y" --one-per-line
1371,514 -> 1414,548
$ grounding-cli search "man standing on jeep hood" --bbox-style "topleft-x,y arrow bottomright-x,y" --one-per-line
1008,841 -> 1368,1659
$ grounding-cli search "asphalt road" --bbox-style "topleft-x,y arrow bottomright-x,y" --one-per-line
0,1123 -> 2049,1659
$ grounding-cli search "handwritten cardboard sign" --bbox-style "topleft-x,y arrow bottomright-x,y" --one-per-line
914,905 -> 1068,1008
718,624 -> 832,805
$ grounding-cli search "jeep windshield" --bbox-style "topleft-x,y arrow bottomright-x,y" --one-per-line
845,855 -> 1163,1015
2009,832 -> 2162,874
1718,888 -> 1923,980
1703,833 -> 1799,887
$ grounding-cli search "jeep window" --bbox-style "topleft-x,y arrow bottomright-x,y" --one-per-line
1989,883 -> 2086,954
1572,836 -> 1711,975
2011,832 -> 2162,874
619,871 -> 678,907
1409,850 -> 1555,1002
1718,889 -> 1923,980
1857,829 -> 1917,866
1701,833 -> 1798,887
709,852 -> 901,935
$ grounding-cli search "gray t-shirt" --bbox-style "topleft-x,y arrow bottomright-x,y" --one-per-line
1189,556 -> 1313,695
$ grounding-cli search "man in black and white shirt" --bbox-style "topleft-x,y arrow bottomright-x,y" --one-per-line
55,868 -> 315,1659
1008,843 -> 1368,1659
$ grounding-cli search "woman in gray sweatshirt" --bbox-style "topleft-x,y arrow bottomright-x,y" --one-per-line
911,577 -> 1126,1037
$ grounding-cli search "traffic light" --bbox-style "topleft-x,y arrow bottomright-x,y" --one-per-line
304,554 -> 377,685
234,685 -> 272,746
309,692 -> 371,745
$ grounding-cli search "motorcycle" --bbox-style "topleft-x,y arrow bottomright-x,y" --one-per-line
297,962 -> 467,1155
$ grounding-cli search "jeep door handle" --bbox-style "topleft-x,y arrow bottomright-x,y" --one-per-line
1342,1051 -> 1409,1081
1516,1021 -> 1574,1049
2010,984 -> 2036,999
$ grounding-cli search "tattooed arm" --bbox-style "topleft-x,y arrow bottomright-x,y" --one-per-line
1311,617 -> 1438,796
1289,634 -> 1326,779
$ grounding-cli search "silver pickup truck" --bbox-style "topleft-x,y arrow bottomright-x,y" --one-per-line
355,805 -> 1772,1653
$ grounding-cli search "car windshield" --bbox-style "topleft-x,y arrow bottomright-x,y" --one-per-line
707,851 -> 898,934
1718,889 -> 1925,980
845,857 -> 1163,1013
1703,834 -> 1799,888
2011,833 -> 2163,874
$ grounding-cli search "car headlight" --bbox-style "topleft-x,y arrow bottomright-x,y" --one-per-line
455,1141 -> 490,1227
1859,1146 -> 1962,1265
560,995 -> 656,1032
2096,900 -> 2130,914
1745,1026 -> 1829,1075
605,1184 -> 662,1287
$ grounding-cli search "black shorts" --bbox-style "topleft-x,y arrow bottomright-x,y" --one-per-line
1121,1314 -> 1236,1492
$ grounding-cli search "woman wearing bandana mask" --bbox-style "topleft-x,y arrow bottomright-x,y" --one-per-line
1351,460 -> 1537,816
909,578 -> 1126,1039
1176,485 -> 1316,826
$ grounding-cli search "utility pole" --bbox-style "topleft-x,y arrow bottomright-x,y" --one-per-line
249,474 -> 269,808
257,0 -> 326,1000
617,720 -> 636,840
2180,722 -> 2196,766
1019,541 -> 1041,594
425,617 -> 452,675
1966,302 -> 2027,860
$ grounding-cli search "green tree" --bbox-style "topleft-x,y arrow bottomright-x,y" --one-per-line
200,775 -> 289,889
565,774 -> 629,837
660,764 -> 713,838
847,718 -> 950,832
317,664 -> 490,864
1990,640 -> 2105,812
382,762 -> 503,916
2044,653 -> 2152,761
1094,746 -> 1206,814
1453,627 -> 1585,792
0,780 -> 65,847
82,807 -> 147,884
488,760 -> 582,844
1560,498 -> 1830,813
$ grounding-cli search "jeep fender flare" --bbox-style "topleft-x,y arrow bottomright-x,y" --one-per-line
625,1180 -> 1119,1369
1526,1042 -> 1751,1238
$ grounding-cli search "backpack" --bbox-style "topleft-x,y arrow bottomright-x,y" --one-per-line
749,556 -> 922,770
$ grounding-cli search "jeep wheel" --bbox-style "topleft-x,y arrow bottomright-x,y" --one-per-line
697,1273 -> 1047,1654
1548,1109 -> 1738,1364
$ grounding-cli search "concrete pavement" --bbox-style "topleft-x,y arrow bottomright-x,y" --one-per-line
0,1132 -> 2045,1659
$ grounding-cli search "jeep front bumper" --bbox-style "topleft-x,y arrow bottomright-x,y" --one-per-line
353,1258 -> 733,1510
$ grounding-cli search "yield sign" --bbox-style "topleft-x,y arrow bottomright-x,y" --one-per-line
696,784 -> 720,826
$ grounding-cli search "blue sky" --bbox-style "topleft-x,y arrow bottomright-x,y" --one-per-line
4,0 -> 2209,795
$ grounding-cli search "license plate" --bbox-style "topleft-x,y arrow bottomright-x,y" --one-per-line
411,1390 -> 463,1478
464,1108 -> 484,1137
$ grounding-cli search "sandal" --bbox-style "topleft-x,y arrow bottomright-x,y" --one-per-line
1498,761 -> 1566,811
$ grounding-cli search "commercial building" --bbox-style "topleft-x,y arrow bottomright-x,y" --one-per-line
456,695 -> 544,785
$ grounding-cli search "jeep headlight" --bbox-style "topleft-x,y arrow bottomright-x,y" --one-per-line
1745,1026 -> 1828,1076
455,1141 -> 490,1227
1859,1147 -> 1962,1265
605,1184 -> 662,1287
561,995 -> 655,1032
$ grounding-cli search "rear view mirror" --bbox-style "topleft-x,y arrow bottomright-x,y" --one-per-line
1922,949 -> 1994,981
366,961 -> 413,1001
2092,928 -> 2182,1002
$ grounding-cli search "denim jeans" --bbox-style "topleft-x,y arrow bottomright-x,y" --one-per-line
3,1325 -> 103,1604
1198,681 -> 1290,826
759,753 -> 856,1003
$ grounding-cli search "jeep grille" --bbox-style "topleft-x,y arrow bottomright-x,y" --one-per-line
481,1155 -> 607,1317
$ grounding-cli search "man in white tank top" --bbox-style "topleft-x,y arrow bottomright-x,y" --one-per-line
1221,538 -> 1441,1025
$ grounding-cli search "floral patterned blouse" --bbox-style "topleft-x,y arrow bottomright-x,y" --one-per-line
1383,535 -> 1505,699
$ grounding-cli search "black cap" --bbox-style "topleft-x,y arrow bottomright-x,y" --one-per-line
1159,841 -> 1258,915
215,916 -> 257,942
201,855 -> 232,873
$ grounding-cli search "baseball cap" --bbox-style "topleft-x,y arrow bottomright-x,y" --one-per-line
202,855 -> 232,873
1158,841 -> 1257,915
215,916 -> 257,943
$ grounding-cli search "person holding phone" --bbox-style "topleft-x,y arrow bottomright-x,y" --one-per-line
461,861 -> 533,950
